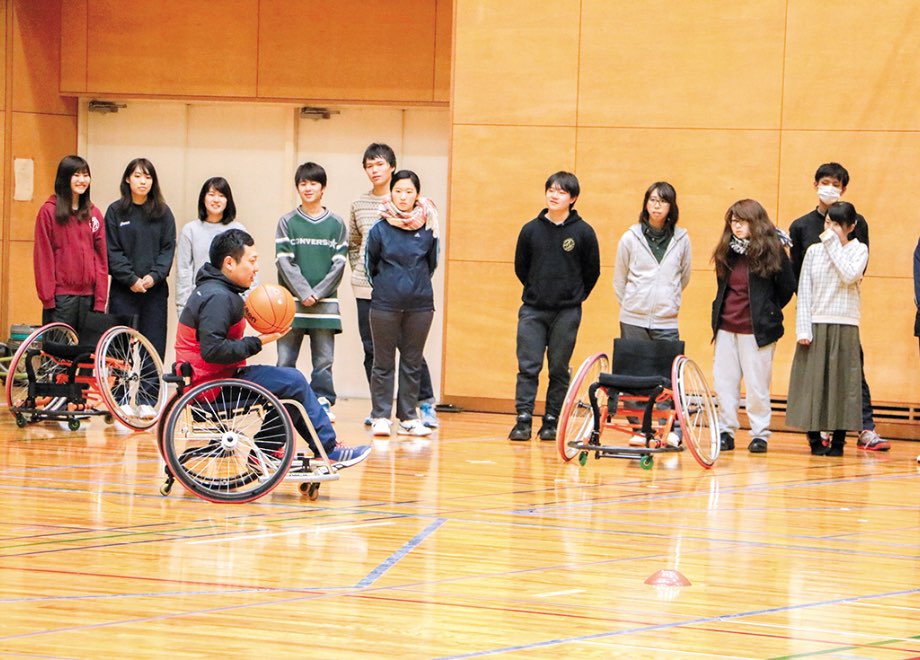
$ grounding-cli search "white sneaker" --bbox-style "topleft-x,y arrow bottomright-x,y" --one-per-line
666,432 -> 681,448
372,418 -> 392,437
118,403 -> 136,419
628,434 -> 647,447
136,404 -> 158,420
397,419 -> 432,437
317,397 -> 336,423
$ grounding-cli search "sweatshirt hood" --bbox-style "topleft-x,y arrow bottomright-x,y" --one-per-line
536,208 -> 582,227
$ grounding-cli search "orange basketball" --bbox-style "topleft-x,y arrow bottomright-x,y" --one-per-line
244,284 -> 296,334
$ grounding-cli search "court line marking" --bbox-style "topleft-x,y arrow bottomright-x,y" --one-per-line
535,589 -> 585,598
355,518 -> 446,588
185,520 -> 394,544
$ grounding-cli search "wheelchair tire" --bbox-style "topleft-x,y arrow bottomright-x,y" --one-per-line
5,323 -> 78,415
557,352 -> 609,462
95,327 -> 167,431
672,356 -> 720,468
160,379 -> 295,503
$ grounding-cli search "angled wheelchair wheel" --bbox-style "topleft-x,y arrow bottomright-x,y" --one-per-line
672,356 -> 720,468
5,323 -> 79,417
94,326 -> 166,430
160,379 -> 295,503
557,352 -> 609,462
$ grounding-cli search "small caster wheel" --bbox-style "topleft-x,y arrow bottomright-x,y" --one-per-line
103,414 -> 114,424
159,481 -> 173,497
68,418 -> 81,431
15,414 -> 27,428
299,482 -> 320,500
640,455 -> 653,470
578,451 -> 588,466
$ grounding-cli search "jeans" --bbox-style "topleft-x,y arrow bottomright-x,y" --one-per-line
276,326 -> 336,404
358,298 -> 435,403
514,304 -> 582,418
237,365 -> 336,454
369,308 -> 433,420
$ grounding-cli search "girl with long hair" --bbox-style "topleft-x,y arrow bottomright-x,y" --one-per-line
104,158 -> 176,360
710,199 -> 795,454
33,155 -> 108,332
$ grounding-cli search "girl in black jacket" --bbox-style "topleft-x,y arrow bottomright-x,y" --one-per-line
711,199 -> 796,454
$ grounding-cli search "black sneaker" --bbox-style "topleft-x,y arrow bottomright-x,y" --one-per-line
537,415 -> 558,441
720,432 -> 735,451
748,438 -> 768,453
509,413 -> 532,441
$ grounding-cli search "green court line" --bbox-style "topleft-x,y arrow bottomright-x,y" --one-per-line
769,632 -> 920,659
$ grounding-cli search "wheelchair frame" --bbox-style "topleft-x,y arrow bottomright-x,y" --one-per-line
5,321 -> 167,431
156,364 -> 340,503
557,347 -> 720,470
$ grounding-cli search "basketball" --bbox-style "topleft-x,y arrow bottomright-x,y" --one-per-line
243,284 -> 295,334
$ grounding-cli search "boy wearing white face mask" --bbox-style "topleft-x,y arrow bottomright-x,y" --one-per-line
788,162 -> 888,451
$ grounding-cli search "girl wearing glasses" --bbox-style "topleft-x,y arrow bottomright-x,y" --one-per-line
711,199 -> 795,454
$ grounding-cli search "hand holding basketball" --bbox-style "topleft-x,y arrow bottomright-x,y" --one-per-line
244,284 -> 296,334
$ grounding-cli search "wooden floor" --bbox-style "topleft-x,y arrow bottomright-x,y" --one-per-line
1,398 -> 919,659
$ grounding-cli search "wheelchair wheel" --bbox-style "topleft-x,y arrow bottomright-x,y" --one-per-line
557,352 -> 609,462
672,356 -> 720,468
160,379 -> 295,503
94,326 -> 166,430
5,323 -> 79,417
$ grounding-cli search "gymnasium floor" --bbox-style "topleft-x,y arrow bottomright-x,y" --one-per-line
1,398 -> 918,659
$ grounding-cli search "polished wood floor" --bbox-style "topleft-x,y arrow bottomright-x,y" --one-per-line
1,398 -> 919,659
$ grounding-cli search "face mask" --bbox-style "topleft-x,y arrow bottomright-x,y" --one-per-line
817,184 -> 841,205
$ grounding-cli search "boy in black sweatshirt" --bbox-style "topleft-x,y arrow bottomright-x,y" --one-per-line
510,172 -> 601,441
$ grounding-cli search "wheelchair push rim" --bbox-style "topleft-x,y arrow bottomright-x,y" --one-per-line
160,379 -> 296,503
557,352 -> 609,462
672,356 -> 720,468
94,326 -> 167,430
5,322 -> 79,417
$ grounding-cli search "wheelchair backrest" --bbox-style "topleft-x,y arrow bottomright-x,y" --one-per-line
611,338 -> 685,379
79,311 -> 139,345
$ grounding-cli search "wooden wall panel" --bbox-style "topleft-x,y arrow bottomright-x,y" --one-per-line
783,2 -> 920,130
85,0 -> 259,97
9,113 -> 78,241
452,0 -> 580,125
0,2 -> 6,111
777,130 -> 920,278
433,0 -> 452,103
576,127 -> 782,268
258,0 -> 438,102
59,0 -> 87,94
12,0 -> 77,115
7,240 -> 41,325
448,125 -> 576,263
579,0 -> 785,129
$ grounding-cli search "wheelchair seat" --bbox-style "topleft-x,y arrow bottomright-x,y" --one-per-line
598,372 -> 669,393
599,338 -> 686,393
40,341 -> 95,360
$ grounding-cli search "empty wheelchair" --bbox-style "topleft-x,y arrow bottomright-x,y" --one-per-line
157,364 -> 340,503
557,339 -> 720,469
5,313 -> 166,431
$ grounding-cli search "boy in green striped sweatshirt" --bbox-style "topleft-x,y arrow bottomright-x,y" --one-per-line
275,162 -> 347,422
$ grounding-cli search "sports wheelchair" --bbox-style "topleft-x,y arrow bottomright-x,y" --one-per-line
557,339 -> 720,469
5,314 -> 166,431
157,364 -> 340,503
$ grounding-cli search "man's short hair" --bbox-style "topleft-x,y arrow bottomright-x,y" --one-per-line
210,228 -> 254,267
362,143 -> 396,169
814,162 -> 849,187
295,162 -> 327,187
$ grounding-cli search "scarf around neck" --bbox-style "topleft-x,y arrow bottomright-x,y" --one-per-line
380,196 -> 439,238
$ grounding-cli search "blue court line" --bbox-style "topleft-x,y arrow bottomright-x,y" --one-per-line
436,586 -> 920,659
355,518 -> 446,588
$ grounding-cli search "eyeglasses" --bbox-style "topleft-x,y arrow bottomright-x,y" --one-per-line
730,217 -> 748,225
648,196 -> 668,206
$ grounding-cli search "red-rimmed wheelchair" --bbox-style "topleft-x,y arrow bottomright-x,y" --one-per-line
156,364 -> 340,503
557,339 -> 720,470
5,314 -> 166,431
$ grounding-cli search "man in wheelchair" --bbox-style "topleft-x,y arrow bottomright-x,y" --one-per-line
174,229 -> 371,472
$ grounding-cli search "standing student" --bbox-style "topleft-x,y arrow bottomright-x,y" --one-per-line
786,202 -> 868,457
365,170 -> 439,438
788,162 -> 888,450
104,158 -> 176,360
614,181 -> 691,341
509,172 -> 600,441
175,177 -> 247,315
710,199 -> 796,454
275,162 -> 346,422
348,143 -> 439,428
33,155 -> 108,332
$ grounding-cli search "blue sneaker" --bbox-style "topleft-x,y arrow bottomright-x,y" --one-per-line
326,443 -> 372,470
419,402 -> 439,428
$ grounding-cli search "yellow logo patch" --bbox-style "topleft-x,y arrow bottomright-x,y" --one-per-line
562,238 -> 575,252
